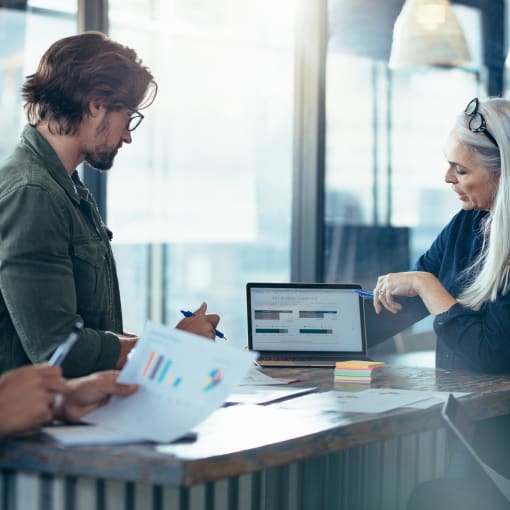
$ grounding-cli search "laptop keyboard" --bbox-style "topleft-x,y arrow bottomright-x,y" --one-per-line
261,352 -> 336,360
259,359 -> 337,367
258,352 -> 367,367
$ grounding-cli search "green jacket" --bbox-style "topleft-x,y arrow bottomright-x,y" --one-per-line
0,125 -> 122,377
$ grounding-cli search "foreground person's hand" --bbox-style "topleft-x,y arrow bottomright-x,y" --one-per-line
0,364 -> 65,435
55,370 -> 138,423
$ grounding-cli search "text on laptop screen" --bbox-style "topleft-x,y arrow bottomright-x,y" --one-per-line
249,287 -> 363,352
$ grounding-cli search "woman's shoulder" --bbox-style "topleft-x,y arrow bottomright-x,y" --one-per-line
414,210 -> 488,275
443,209 -> 489,234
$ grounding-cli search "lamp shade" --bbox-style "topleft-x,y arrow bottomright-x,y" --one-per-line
389,0 -> 471,69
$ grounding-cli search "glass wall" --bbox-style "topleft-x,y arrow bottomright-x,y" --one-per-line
107,0 -> 295,346
0,1 -> 76,162
1,0 -> 503,354
324,2 -> 483,339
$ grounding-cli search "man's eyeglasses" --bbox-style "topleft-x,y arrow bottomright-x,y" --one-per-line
127,110 -> 144,132
464,98 -> 498,148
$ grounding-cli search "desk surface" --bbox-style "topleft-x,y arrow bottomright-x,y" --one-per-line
1,366 -> 510,487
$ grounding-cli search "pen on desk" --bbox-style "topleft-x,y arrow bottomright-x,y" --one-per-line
48,322 -> 84,366
180,310 -> 227,340
355,289 -> 374,298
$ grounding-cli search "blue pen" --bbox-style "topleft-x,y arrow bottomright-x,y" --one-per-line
355,289 -> 374,298
180,310 -> 227,340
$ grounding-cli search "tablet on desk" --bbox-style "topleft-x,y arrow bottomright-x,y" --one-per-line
246,282 -> 370,367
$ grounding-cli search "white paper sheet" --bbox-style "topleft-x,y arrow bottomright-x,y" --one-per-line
405,391 -> 469,409
226,385 -> 316,405
83,321 -> 256,443
42,423 -> 147,445
239,367 -> 295,385
157,404 -> 340,459
277,388 -> 444,414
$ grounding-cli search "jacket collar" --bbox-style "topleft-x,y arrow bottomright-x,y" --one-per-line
20,124 -> 81,206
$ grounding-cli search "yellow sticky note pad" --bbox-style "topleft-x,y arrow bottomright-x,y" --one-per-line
335,360 -> 385,369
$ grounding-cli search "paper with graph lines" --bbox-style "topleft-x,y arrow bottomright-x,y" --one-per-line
84,321 -> 256,442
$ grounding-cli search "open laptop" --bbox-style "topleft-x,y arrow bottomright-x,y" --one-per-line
442,394 -> 510,502
246,282 -> 369,367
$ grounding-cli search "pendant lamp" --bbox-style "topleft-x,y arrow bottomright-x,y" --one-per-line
389,0 -> 471,69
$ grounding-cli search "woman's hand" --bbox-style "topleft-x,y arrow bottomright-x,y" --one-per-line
373,272 -> 422,314
373,271 -> 457,316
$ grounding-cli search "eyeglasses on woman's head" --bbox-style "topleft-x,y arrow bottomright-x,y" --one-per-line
464,98 -> 498,148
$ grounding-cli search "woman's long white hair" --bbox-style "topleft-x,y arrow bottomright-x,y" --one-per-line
457,97 -> 510,310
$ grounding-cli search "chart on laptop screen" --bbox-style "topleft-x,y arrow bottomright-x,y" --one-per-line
249,287 -> 363,352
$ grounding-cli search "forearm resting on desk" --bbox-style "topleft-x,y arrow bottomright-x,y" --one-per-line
414,273 -> 457,316
364,296 -> 429,347
374,272 -> 456,316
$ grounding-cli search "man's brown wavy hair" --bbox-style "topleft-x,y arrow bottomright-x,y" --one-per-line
22,31 -> 158,135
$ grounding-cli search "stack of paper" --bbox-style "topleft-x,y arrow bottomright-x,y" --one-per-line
334,360 -> 385,384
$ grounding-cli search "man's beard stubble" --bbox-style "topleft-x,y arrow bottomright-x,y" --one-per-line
84,114 -> 121,171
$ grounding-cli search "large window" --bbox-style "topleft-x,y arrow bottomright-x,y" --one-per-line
1,0 -> 504,355
107,0 -> 295,346
0,1 -> 76,161
324,2 -> 483,339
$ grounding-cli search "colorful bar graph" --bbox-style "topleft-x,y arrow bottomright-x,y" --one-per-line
141,351 -> 179,386
140,350 -> 222,390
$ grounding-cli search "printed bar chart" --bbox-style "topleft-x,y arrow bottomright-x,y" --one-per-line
140,350 -> 221,391
141,350 -> 182,387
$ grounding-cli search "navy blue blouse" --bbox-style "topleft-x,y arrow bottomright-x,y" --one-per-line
416,209 -> 510,372
366,209 -> 510,372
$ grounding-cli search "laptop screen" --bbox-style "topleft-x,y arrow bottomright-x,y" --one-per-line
246,283 -> 367,355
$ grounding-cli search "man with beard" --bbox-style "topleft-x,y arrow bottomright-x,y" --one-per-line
0,32 -> 220,378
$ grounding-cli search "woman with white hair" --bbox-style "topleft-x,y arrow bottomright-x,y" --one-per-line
374,97 -> 510,373
371,97 -> 510,509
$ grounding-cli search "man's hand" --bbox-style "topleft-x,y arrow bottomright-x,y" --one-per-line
55,370 -> 138,423
115,332 -> 138,369
176,302 -> 220,340
0,364 -> 66,435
